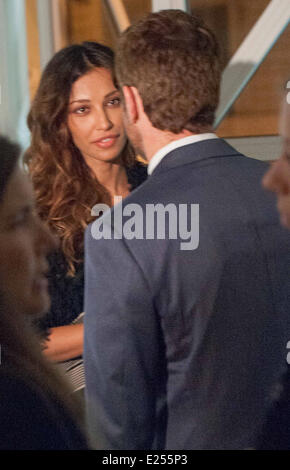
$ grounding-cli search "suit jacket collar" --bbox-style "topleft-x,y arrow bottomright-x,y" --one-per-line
150,138 -> 242,177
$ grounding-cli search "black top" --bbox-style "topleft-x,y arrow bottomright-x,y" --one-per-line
0,366 -> 88,450
257,364 -> 290,450
38,162 -> 147,331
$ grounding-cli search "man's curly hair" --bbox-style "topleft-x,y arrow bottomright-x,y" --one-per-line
116,9 -> 221,134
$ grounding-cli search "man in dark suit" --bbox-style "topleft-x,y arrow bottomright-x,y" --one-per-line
84,10 -> 290,449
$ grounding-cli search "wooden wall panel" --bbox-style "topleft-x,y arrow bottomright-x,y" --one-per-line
227,0 -> 289,115
191,0 -> 290,136
25,0 -> 290,137
67,0 -> 151,48
123,0 -> 151,23
68,0 -> 115,47
25,0 -> 41,99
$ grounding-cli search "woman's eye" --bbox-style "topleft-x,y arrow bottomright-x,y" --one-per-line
74,106 -> 89,114
107,97 -> 121,107
10,208 -> 36,229
11,212 -> 29,228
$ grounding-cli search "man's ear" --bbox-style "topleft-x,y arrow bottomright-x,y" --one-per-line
122,86 -> 142,124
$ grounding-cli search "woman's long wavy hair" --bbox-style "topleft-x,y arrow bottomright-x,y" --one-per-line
25,42 -> 135,276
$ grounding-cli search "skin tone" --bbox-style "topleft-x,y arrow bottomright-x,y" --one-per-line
44,324 -> 84,362
121,85 -> 212,162
44,67 -> 131,362
0,167 -> 56,317
67,67 -> 130,200
263,140 -> 290,229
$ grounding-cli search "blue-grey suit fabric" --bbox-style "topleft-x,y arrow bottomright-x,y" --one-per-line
84,138 -> 290,450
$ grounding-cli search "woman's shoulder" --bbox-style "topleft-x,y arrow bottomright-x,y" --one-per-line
0,366 -> 87,450
0,368 -> 58,449
126,159 -> 148,191
0,364 -> 42,400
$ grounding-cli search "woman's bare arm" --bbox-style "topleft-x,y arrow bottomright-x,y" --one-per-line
43,324 -> 84,362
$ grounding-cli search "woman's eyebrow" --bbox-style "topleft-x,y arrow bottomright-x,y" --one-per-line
69,91 -> 119,105
105,90 -> 119,98
69,98 -> 90,105
5,204 -> 32,222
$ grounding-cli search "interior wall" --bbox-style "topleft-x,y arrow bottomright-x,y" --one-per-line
25,0 -> 41,99
25,0 -> 289,138
191,0 -> 290,137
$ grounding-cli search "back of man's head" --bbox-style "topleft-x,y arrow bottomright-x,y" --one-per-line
116,9 -> 221,134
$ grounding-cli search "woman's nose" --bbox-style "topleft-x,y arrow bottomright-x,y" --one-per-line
36,218 -> 59,256
262,161 -> 280,192
95,109 -> 113,131
262,157 -> 289,194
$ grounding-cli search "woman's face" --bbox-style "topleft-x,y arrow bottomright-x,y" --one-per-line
263,140 -> 290,229
0,167 -> 56,316
67,67 -> 127,166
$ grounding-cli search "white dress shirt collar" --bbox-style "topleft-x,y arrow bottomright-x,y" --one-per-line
147,133 -> 218,175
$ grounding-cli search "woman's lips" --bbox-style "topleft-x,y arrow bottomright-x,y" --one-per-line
92,135 -> 119,149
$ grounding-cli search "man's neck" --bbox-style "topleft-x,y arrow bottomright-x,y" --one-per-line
143,127 -> 213,162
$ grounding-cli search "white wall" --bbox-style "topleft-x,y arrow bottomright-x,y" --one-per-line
0,0 -> 30,148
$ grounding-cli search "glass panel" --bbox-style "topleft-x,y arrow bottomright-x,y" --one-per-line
190,0 -> 290,137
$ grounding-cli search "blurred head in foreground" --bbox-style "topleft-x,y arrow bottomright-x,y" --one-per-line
0,136 -> 86,444
0,136 -> 55,316
263,93 -> 290,229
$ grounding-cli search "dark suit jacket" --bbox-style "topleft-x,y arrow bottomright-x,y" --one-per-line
84,138 -> 290,450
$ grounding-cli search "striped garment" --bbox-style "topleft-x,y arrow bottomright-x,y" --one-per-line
57,312 -> 85,393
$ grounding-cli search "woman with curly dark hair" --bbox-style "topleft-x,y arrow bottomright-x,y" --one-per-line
25,42 -> 147,395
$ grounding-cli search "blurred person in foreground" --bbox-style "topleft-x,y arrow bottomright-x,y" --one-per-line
257,95 -> 290,450
263,97 -> 290,229
84,10 -> 290,449
0,136 -> 88,450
